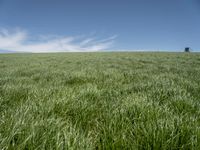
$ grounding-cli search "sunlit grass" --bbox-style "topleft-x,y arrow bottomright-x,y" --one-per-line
0,52 -> 200,149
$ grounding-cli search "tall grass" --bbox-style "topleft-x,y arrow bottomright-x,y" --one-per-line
0,52 -> 200,149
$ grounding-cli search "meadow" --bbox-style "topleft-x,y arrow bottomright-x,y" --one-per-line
0,52 -> 200,149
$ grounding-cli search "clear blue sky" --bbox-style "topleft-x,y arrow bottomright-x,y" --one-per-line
0,0 -> 200,52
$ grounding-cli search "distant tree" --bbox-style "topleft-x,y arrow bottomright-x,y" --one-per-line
185,47 -> 190,52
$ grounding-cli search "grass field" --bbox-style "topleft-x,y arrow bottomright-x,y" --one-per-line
0,52 -> 200,149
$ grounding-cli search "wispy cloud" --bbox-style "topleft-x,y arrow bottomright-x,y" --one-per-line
0,28 -> 117,53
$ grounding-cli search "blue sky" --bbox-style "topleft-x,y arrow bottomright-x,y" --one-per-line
0,0 -> 200,52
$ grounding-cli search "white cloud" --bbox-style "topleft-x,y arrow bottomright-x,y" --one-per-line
0,28 -> 117,53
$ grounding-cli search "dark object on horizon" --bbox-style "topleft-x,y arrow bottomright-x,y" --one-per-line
185,47 -> 191,52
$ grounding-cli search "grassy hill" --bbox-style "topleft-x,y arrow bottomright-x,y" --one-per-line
0,52 -> 200,149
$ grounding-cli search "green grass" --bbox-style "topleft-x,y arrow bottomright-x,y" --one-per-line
0,52 -> 200,149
